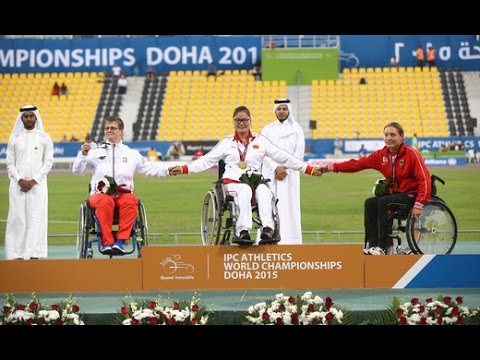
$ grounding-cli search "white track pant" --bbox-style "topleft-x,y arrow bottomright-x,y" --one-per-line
224,182 -> 273,236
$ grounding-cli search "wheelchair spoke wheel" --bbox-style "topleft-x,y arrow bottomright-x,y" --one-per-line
137,202 -> 149,247
201,190 -> 222,245
407,200 -> 457,254
76,204 -> 89,259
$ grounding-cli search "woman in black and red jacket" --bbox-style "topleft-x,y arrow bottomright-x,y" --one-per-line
321,122 -> 431,255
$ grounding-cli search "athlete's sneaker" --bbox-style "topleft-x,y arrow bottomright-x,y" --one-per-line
368,246 -> 386,255
258,227 -> 279,245
232,230 -> 254,245
100,245 -> 113,254
112,240 -> 126,253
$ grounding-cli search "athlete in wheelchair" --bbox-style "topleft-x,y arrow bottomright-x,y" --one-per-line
72,116 -> 175,258
170,105 -> 323,245
320,121 -> 456,255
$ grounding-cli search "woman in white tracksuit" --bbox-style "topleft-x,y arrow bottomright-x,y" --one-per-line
172,105 -> 321,245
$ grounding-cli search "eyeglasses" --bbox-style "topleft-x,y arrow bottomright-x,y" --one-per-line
104,126 -> 119,131
233,118 -> 250,124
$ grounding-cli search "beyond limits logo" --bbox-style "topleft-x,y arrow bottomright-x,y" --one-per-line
159,254 -> 195,281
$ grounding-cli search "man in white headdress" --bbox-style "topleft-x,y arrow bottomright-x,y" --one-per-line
261,99 -> 305,245
5,105 -> 54,259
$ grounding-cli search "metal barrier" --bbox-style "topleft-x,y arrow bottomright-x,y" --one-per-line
23,229 -> 480,243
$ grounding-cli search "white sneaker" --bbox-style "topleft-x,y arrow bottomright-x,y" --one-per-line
368,246 -> 386,255
363,248 -> 370,255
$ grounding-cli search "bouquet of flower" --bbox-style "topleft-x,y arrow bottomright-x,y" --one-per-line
1,293 -> 85,325
96,175 -> 117,195
394,295 -> 479,325
245,291 -> 344,325
118,293 -> 210,325
239,169 -> 264,189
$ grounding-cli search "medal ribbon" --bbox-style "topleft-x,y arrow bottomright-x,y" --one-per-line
237,140 -> 250,162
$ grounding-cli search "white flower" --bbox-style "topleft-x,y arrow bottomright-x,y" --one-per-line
246,292 -> 343,325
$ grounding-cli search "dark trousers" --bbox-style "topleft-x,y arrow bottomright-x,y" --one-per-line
364,193 -> 416,249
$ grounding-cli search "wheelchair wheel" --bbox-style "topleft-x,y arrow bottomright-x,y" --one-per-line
271,196 -> 281,242
406,200 -> 457,254
201,189 -> 222,245
76,203 -> 89,259
136,202 -> 149,257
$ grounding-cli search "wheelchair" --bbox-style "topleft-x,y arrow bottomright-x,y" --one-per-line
76,198 -> 148,258
200,161 -> 280,245
386,174 -> 457,255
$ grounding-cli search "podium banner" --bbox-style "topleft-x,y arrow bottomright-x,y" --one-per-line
142,244 -> 364,290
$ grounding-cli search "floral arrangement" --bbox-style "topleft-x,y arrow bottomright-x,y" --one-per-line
96,175 -> 116,195
118,293 -> 210,325
0,293 -> 85,325
393,295 -> 479,325
245,291 -> 344,325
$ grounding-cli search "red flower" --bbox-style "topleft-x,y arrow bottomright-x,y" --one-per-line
191,304 -> 199,312
325,297 -> 333,310
121,306 -> 129,314
96,180 -> 106,192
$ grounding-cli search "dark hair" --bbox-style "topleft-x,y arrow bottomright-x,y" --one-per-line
384,122 -> 404,136
233,105 -> 251,119
104,116 -> 124,130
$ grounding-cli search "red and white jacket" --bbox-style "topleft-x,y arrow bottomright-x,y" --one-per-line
180,132 -> 315,179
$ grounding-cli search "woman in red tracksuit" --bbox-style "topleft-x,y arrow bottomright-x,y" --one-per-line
321,122 -> 431,255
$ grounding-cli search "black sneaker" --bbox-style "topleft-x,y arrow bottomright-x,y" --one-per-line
259,227 -> 279,245
232,230 -> 254,245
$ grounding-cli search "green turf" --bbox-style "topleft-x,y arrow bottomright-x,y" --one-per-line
0,167 -> 478,245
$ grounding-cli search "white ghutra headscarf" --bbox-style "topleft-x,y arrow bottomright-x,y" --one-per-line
273,98 -> 295,124
11,104 -> 45,136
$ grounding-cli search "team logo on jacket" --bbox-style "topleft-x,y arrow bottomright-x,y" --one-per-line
123,157 -> 127,162
399,159 -> 404,166
382,156 -> 388,163
98,156 -> 106,160
253,145 -> 259,149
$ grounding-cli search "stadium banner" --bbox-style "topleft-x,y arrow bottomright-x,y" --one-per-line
340,35 -> 480,71
1,137 -> 479,161
1,35 -> 478,75
0,36 -> 261,75
423,157 -> 467,166
262,48 -> 339,84
142,245 -> 364,290
365,255 -> 480,289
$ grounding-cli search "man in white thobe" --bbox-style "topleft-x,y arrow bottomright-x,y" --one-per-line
261,99 -> 305,245
5,105 -> 54,259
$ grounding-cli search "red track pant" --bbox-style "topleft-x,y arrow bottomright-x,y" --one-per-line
89,193 -> 138,245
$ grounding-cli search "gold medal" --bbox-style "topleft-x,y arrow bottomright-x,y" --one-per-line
238,161 -> 247,169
